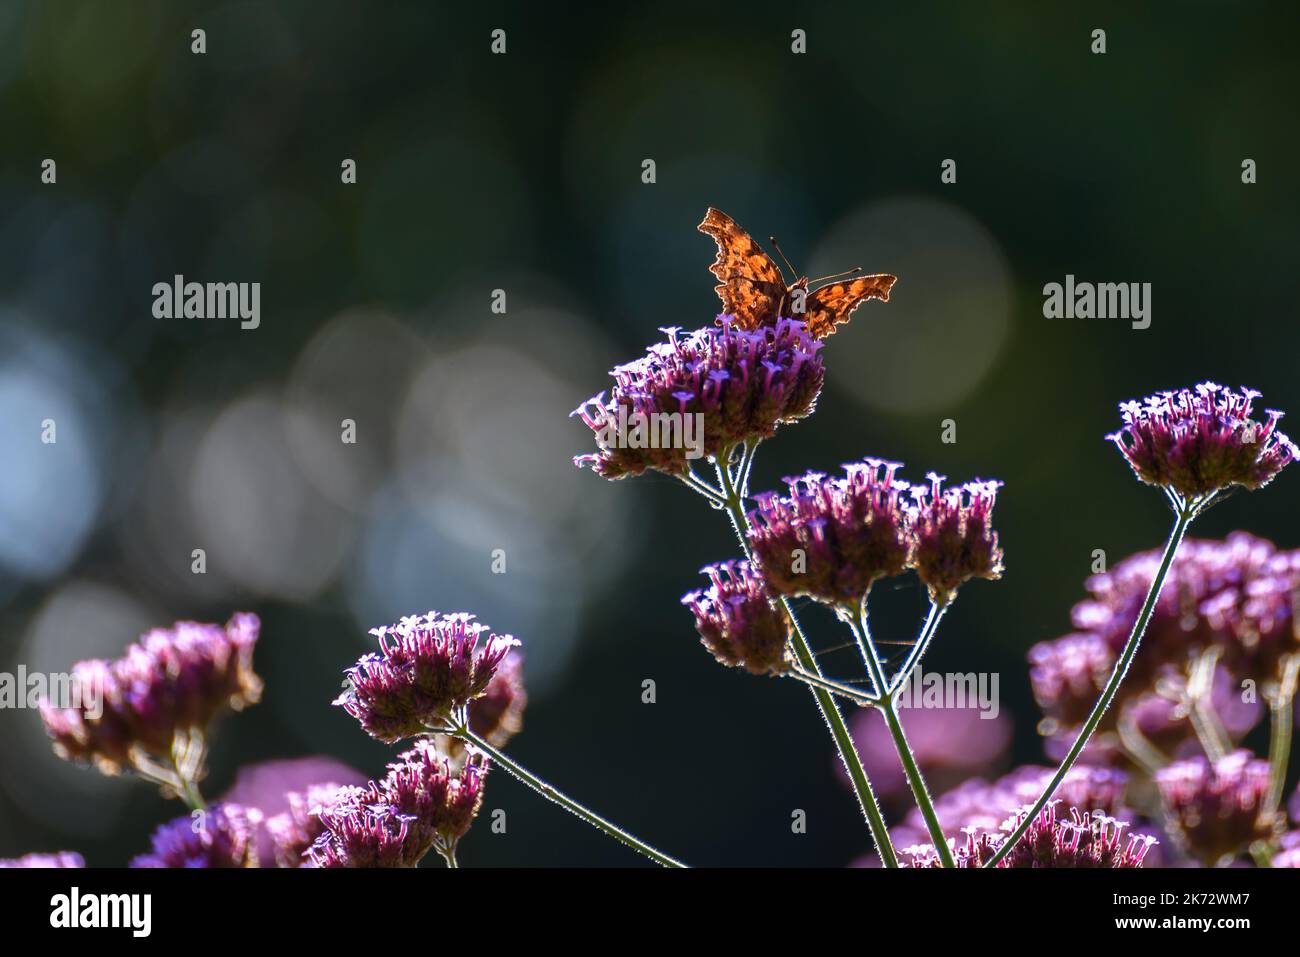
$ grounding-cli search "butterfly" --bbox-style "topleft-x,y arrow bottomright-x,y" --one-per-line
697,207 -> 896,339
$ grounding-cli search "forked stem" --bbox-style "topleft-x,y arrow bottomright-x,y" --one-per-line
852,597 -> 956,868
710,448 -> 899,867
985,498 -> 1197,867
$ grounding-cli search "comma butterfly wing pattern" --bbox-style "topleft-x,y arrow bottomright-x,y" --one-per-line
697,208 -> 787,330
697,207 -> 896,339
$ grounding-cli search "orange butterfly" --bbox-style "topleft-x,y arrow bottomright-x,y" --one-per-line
697,208 -> 896,339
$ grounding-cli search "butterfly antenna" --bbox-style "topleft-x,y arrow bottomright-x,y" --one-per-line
768,236 -> 799,280
809,266 -> 863,287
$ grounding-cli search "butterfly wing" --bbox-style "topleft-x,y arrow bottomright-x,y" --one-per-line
802,274 -> 897,339
697,208 -> 787,330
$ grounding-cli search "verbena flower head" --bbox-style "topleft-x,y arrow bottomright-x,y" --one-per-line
465,650 -> 527,747
1108,382 -> 1297,502
266,783 -> 350,868
572,318 -> 824,479
131,803 -> 261,868
381,740 -> 487,853
307,788 -> 413,868
908,473 -> 1004,604
41,613 -> 262,776
335,611 -> 517,742
747,459 -> 912,606
681,560 -> 792,675
0,852 -> 84,868
308,743 -> 487,868
903,803 -> 1155,869
1155,750 -> 1275,865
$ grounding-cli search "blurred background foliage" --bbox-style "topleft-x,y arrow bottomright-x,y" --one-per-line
0,1 -> 1297,866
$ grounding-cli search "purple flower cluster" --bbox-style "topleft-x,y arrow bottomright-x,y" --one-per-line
266,783 -> 351,868
681,560 -> 792,674
335,611 -> 517,742
308,742 -> 487,868
904,803 -> 1155,868
889,764 -> 1131,849
747,460 -> 912,605
0,851 -> 84,868
131,803 -> 262,868
909,473 -> 1004,604
1155,751 -> 1275,865
41,614 -> 262,775
572,318 -> 824,479
1108,383 -> 1297,500
1029,533 -> 1298,756
746,460 -> 1003,607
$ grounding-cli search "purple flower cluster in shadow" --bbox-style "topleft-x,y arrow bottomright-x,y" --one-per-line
1155,751 -> 1277,865
1029,533 -> 1298,763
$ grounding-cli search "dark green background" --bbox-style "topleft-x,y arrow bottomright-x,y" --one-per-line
0,2 -> 1296,866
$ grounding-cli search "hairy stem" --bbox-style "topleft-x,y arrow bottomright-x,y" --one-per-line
986,499 -> 1196,867
888,600 -> 949,697
1265,654 -> 1300,820
1187,648 -> 1231,761
788,667 -> 879,705
456,728 -> 686,868
853,598 -> 956,868
712,452 -> 898,867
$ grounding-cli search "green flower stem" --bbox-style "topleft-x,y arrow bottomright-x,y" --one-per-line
712,452 -> 899,867
888,601 -> 949,697
852,598 -> 956,868
1187,648 -> 1231,761
986,498 -> 1197,867
455,727 -> 687,868
788,667 -> 878,706
1265,654 -> 1300,820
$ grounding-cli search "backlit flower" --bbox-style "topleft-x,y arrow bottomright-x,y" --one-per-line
908,474 -> 1004,604
1108,382 -> 1296,501
307,787 -> 413,869
903,803 -> 1155,868
266,783 -> 351,868
335,611 -> 517,742
41,613 -> 262,777
682,560 -> 792,674
131,803 -> 261,868
573,318 -> 824,479
747,459 -> 912,606
308,742 -> 488,868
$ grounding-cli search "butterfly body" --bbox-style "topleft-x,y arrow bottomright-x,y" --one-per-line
697,207 -> 896,339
